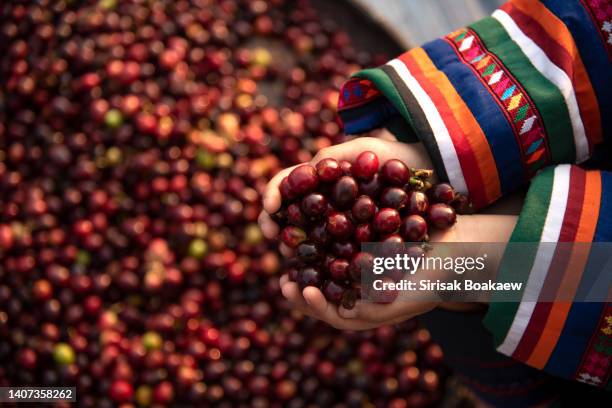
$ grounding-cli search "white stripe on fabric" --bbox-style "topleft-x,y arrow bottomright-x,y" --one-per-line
496,164 -> 571,356
492,10 -> 590,163
386,59 -> 469,194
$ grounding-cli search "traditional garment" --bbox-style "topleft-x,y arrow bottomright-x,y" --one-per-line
338,0 -> 611,397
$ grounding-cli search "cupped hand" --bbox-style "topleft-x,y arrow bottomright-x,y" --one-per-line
278,213 -> 518,330
258,137 -> 435,250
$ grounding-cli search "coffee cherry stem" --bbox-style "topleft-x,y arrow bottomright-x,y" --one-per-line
410,168 -> 434,180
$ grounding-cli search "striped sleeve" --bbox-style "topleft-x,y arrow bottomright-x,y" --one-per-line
483,164 -> 612,388
337,0 -> 610,209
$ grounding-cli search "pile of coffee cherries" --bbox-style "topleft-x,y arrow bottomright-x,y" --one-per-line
277,152 -> 468,308
0,0 -> 455,406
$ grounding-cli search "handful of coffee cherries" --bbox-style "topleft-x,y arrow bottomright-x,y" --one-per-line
273,151 -> 472,309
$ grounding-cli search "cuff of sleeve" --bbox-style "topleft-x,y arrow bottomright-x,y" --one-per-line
483,165 -> 612,387
338,49 -> 509,210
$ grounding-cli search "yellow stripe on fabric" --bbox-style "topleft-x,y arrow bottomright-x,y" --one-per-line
526,170 -> 602,369
408,47 -> 501,203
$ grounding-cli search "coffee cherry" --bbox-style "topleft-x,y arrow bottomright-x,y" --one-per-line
351,196 -> 376,222
288,164 -> 319,196
287,203 -> 306,227
359,173 -> 382,197
296,242 -> 320,263
280,226 -> 307,248
53,343 -> 75,366
372,208 -> 400,235
331,176 -> 358,209
427,204 -> 457,229
297,266 -> 322,288
316,158 -> 342,182
339,160 -> 353,175
381,159 -> 410,186
355,224 -> 373,243
322,281 -> 345,303
332,241 -> 357,259
353,151 -> 379,180
279,177 -> 296,201
309,222 -> 329,246
326,211 -> 353,239
380,187 -> 408,210
408,191 -> 429,216
399,215 -> 428,242
382,234 -> 403,244
349,252 -> 374,282
110,380 -> 134,403
329,259 -> 350,282
301,193 -> 327,218
430,183 -> 455,204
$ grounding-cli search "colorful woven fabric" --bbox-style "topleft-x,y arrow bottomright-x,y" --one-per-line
337,3 -> 611,386
446,27 -> 550,175
580,0 -> 612,59
574,306 -> 612,386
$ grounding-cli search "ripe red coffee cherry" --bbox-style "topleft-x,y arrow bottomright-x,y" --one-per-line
339,160 -> 353,175
408,191 -> 429,216
287,164 -> 319,196
110,380 -> 134,403
331,176 -> 358,209
316,158 -> 342,182
381,159 -> 410,186
329,258 -> 350,282
279,177 -> 296,200
355,224 -> 373,243
430,183 -> 455,204
382,234 -> 403,244
352,196 -> 376,222
326,211 -> 353,239
380,187 -> 408,210
373,208 -> 400,235
399,215 -> 428,242
349,252 -> 374,281
287,203 -> 306,226
301,193 -> 328,218
353,151 -> 379,180
280,226 -> 307,248
427,203 -> 457,229
358,173 -> 383,197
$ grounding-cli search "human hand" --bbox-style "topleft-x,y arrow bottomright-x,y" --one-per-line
258,137 -> 434,256
278,213 -> 518,330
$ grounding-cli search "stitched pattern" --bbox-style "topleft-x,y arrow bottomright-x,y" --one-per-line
580,0 -> 612,59
446,28 -> 550,175
338,77 -> 381,110
574,307 -> 612,387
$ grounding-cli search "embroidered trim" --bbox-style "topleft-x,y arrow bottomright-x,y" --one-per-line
574,305 -> 612,387
338,78 -> 381,111
445,28 -> 550,175
579,0 -> 612,59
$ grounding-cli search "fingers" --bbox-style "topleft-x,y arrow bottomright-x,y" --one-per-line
263,165 -> 297,215
279,242 -> 294,257
338,299 -> 437,323
258,211 -> 279,240
279,276 -> 310,310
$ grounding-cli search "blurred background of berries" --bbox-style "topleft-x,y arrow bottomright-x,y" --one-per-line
0,0 -> 471,406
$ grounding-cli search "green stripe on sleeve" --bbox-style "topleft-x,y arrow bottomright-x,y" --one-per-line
470,18 -> 575,165
483,166 -> 555,346
352,68 -> 414,133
